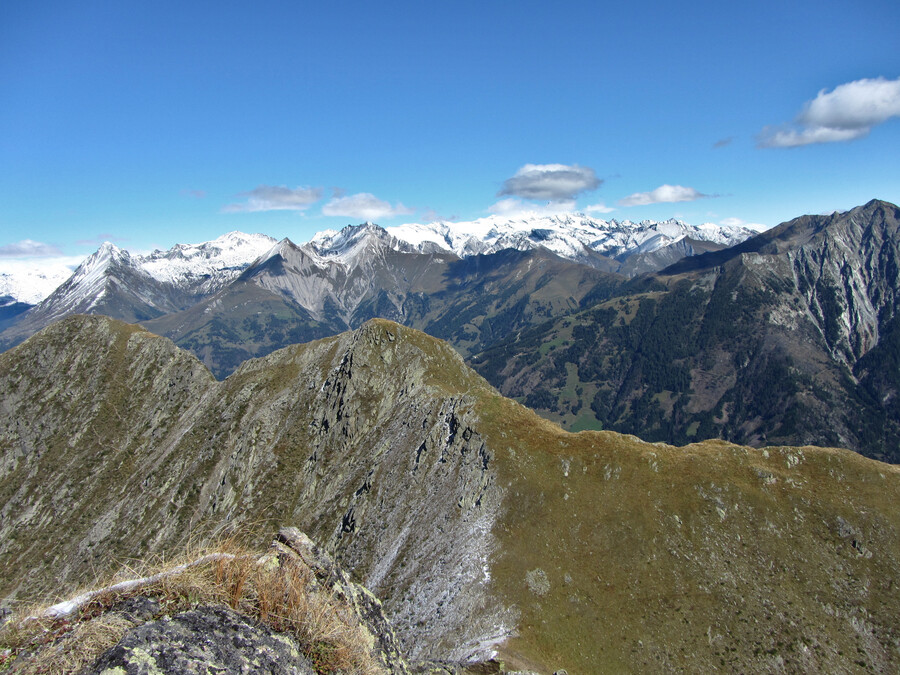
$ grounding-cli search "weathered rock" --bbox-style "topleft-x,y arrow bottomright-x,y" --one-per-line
275,527 -> 409,674
87,605 -> 317,675
4,530 -> 412,674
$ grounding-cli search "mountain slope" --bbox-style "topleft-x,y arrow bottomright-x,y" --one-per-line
142,231 -> 621,378
2,315 -> 899,673
472,199 -> 900,461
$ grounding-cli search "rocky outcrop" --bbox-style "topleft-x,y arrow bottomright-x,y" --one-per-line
87,606 -> 319,675
275,527 -> 409,673
1,528 -> 529,674
2,529 -> 410,674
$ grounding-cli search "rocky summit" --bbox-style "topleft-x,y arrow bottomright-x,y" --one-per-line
1,315 -> 899,673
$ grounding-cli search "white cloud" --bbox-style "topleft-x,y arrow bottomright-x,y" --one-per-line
0,239 -> 63,257
499,163 -> 601,201
618,184 -> 709,207
584,202 -> 615,214
758,125 -> 868,148
759,77 -> 900,148
488,198 -> 577,218
322,193 -> 414,221
224,185 -> 322,213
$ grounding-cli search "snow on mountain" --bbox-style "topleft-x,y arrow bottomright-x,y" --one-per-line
307,222 -> 423,268
139,231 -> 276,293
0,257 -> 83,306
380,213 -> 756,262
3,216 -> 752,310
0,232 -> 277,307
65,242 -> 136,312
24,241 -> 176,327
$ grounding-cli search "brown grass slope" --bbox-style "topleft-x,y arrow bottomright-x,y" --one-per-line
1,315 -> 899,673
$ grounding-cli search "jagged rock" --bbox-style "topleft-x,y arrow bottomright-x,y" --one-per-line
275,527 -> 410,674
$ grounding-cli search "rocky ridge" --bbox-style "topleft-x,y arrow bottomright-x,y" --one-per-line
1,528 -> 466,674
2,316 -> 900,673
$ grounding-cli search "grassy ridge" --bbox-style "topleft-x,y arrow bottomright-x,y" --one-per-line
1,316 -> 899,673
476,394 -> 900,672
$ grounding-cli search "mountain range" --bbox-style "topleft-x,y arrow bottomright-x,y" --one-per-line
474,199 -> 900,462
2,315 -> 898,673
0,213 -> 752,376
2,201 -> 899,462
0,212 -> 753,309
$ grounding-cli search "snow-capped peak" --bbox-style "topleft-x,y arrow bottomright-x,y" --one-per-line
71,242 -> 130,285
381,213 -> 756,262
1,232 -> 281,307
140,231 -> 276,291
306,222 -> 423,268
309,222 -> 384,255
34,242 -> 139,315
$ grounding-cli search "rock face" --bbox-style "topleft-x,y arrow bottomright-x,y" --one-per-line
2,315 -> 900,673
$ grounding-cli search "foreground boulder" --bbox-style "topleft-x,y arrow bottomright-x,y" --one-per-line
1,529 -> 407,674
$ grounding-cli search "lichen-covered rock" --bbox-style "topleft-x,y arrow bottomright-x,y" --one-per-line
3,530 -> 411,674
87,605 -> 316,675
276,527 -> 409,674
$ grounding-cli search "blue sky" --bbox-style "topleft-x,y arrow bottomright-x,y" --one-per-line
1,0 -> 899,258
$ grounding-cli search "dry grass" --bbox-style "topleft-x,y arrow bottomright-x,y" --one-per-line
0,539 -> 384,675
1,613 -> 133,675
